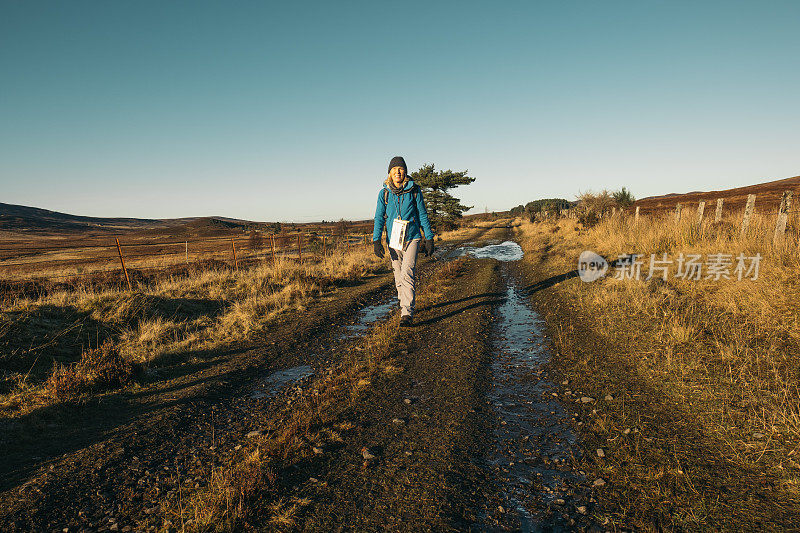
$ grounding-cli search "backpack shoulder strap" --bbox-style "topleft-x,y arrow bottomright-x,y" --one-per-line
383,189 -> 389,220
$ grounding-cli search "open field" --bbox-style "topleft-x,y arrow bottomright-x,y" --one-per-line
0,211 -> 375,287
0,231 -> 373,284
0,242 -> 387,416
1,213 -> 798,531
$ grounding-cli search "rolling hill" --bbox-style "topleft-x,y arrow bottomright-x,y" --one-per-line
0,202 -> 371,238
635,174 -> 800,213
0,202 -> 170,234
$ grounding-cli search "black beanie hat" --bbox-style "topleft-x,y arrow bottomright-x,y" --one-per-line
388,156 -> 407,174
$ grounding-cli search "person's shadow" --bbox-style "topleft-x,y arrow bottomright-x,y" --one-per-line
519,270 -> 580,296
412,256 -> 624,327
519,256 -> 625,296
412,292 -> 508,327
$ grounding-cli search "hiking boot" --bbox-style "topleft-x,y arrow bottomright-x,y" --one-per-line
399,315 -> 413,327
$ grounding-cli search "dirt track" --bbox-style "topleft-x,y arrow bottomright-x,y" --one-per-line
1,225 -> 604,532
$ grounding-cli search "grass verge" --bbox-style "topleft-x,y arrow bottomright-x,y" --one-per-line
514,215 -> 800,530
1,245 -> 387,416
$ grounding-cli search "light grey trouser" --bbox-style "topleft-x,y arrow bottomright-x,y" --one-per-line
388,238 -> 420,317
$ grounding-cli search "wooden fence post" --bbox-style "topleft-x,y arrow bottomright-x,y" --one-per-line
674,203 -> 683,222
634,206 -> 640,222
297,234 -> 302,263
773,191 -> 793,246
741,194 -> 756,235
715,198 -> 724,223
270,235 -> 276,263
185,241 -> 189,264
231,238 -> 238,271
115,238 -> 132,291
696,201 -> 706,225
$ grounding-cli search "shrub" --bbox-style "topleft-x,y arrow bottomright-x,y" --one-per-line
45,341 -> 138,400
576,190 -> 615,227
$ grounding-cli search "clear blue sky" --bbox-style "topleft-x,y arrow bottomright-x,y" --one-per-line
1,1 -> 798,222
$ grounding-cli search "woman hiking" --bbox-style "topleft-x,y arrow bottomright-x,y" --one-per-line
373,156 -> 435,327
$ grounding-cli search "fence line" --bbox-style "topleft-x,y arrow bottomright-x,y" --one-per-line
0,231 -> 374,286
551,189 -> 800,250
0,234 -> 249,253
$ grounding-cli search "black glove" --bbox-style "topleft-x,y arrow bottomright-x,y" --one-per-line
373,240 -> 385,258
423,239 -> 434,257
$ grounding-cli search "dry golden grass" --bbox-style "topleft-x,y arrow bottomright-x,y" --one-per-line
514,213 -> 800,528
517,213 -> 800,447
0,233 -> 366,280
172,448 -> 277,531
0,245 -> 386,415
44,341 -> 138,401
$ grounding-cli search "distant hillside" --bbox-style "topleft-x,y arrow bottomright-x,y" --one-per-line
635,174 -> 800,213
0,202 -> 267,236
151,217 -> 264,238
0,202 -> 170,234
0,202 -> 372,238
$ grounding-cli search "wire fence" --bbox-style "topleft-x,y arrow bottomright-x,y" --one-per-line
553,190 -> 800,248
0,231 -> 375,287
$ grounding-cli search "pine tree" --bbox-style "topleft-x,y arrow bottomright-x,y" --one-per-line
612,187 -> 635,208
410,164 -> 475,232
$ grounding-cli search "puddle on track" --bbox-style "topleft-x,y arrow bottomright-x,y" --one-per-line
249,295 -> 398,400
340,297 -> 397,339
457,241 -> 524,262
250,365 -> 314,399
477,260 -> 589,531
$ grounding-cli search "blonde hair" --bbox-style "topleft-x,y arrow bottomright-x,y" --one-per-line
385,174 -> 409,188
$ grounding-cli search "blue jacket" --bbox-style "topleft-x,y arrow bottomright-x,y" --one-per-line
373,179 -> 435,243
